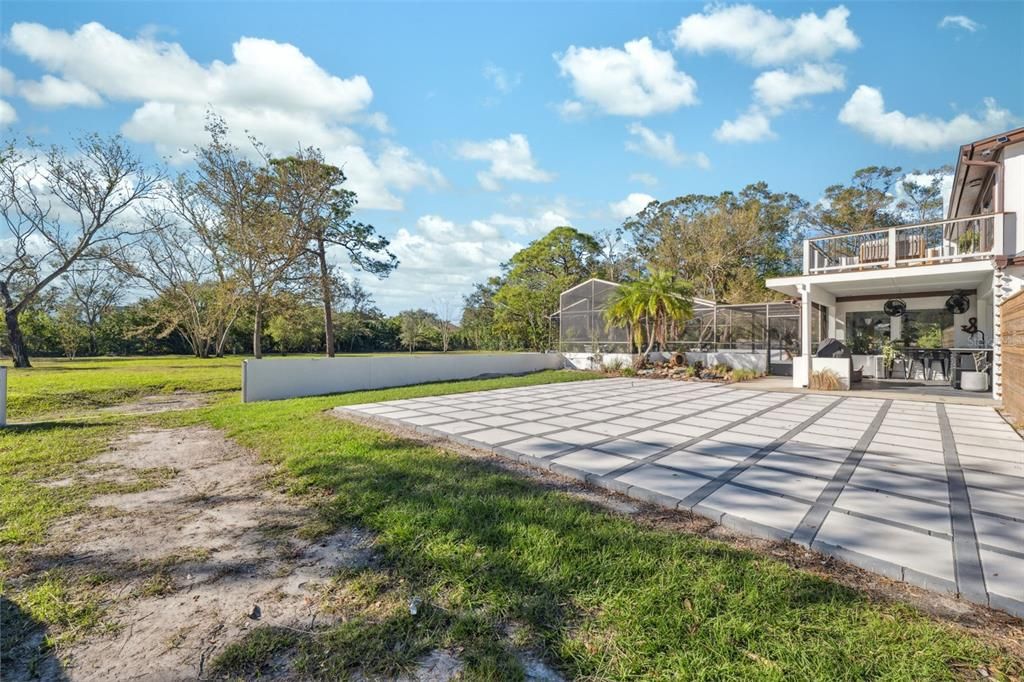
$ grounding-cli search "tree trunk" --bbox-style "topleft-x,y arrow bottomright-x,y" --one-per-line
316,240 -> 335,357
252,304 -> 263,359
4,308 -> 31,368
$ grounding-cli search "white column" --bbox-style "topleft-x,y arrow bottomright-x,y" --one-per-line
799,283 -> 813,388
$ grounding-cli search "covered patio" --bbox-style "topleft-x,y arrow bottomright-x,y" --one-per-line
766,260 -> 996,398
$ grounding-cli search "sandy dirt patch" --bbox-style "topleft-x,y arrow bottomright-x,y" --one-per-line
7,426 -> 374,681
98,392 -> 213,415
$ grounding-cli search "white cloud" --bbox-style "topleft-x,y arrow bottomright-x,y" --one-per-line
18,75 -> 103,108
715,63 -> 845,143
456,133 -> 554,191
362,214 -> 524,313
610,192 -> 656,219
714,109 -> 776,142
838,85 -> 1016,151
483,62 -> 521,93
6,21 -> 441,210
486,208 -> 572,236
0,68 -> 15,95
0,100 -> 16,127
555,37 -> 698,117
673,4 -> 860,66
415,214 -> 500,244
939,15 -> 981,32
752,63 -> 845,112
625,122 -> 710,168
556,99 -> 586,121
629,172 -> 658,187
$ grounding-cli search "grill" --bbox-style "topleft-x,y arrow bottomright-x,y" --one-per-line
816,338 -> 851,359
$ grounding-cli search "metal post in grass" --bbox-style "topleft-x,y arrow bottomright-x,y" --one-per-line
1,366 -> 6,426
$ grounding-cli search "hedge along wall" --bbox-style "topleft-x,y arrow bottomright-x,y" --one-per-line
1001,289 -> 1024,424
241,353 -> 565,402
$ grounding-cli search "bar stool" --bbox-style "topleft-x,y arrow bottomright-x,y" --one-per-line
905,350 -> 927,380
925,350 -> 948,381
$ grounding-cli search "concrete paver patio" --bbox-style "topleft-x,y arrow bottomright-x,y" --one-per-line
336,378 -> 1024,616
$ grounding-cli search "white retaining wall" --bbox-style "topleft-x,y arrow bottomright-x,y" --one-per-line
242,353 -> 565,402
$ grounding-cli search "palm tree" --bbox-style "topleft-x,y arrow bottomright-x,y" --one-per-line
604,270 -> 694,367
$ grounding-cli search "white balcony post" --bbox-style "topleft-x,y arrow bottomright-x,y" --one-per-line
994,213 -> 1005,256
799,283 -> 813,388
887,227 -> 897,267
803,239 -> 810,275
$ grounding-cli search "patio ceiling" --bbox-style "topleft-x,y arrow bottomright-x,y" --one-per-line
766,261 -> 994,300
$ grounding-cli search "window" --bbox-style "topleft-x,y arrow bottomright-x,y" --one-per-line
901,309 -> 954,349
845,311 -> 890,353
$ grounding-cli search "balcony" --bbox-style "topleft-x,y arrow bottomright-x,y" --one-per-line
803,213 -> 1008,274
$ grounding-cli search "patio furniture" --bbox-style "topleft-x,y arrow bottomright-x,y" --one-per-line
925,350 -> 949,381
858,234 -> 926,264
904,349 -> 927,380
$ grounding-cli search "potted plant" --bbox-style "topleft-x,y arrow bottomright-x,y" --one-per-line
958,229 -> 981,255
880,338 -> 902,379
960,351 -> 991,392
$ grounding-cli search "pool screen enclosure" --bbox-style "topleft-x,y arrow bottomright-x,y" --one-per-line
555,278 -> 807,374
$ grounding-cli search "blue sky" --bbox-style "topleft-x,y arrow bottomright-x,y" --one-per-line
2,1 -> 1022,312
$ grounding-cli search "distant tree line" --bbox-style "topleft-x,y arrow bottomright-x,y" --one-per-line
1,117 -> 949,363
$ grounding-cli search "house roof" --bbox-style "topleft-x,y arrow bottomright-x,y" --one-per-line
948,126 -> 1024,219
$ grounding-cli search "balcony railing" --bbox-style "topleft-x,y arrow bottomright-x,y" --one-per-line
804,213 -> 1005,274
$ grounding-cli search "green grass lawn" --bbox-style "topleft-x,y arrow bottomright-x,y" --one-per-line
1,357 -> 1020,680
2,356 -> 241,420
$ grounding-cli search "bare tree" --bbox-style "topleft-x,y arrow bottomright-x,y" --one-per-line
0,135 -> 161,366
63,263 -> 126,355
119,196 -> 242,359
191,116 -> 304,359
433,298 -> 457,352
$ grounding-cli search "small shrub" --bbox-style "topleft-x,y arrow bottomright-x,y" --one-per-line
810,368 -> 843,391
602,357 -> 625,374
730,368 -> 760,383
711,363 -> 731,377
682,365 -> 698,379
620,367 -> 636,377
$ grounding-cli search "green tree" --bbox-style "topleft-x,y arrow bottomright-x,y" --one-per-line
491,227 -> 601,351
53,302 -> 89,359
604,269 -> 694,367
270,149 -> 396,357
397,309 -> 438,352
624,183 -> 804,301
897,165 -> 951,223
266,303 -> 323,353
808,166 -> 904,235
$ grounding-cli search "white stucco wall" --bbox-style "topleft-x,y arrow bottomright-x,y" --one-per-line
1003,141 -> 1024,250
242,353 -> 565,402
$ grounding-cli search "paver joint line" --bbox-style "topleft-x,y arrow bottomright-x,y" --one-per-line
596,392 -> 809,482
791,400 -> 892,546
677,396 -> 849,509
936,403 -> 989,604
